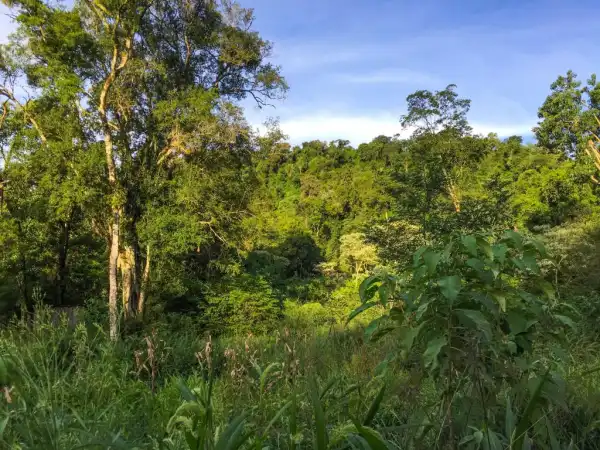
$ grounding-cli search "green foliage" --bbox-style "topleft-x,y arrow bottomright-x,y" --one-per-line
1,2 -> 600,447
203,275 -> 281,335
534,71 -> 600,158
351,231 -> 576,448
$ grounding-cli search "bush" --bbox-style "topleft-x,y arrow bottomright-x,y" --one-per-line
283,300 -> 332,327
203,275 -> 281,335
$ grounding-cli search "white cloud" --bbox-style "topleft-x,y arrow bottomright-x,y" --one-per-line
335,69 -> 441,86
273,42 -> 366,73
253,112 -> 534,146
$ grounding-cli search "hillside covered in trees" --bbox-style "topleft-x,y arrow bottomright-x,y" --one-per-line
1,0 -> 600,449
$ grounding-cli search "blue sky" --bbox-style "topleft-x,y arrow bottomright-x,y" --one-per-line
2,0 -> 599,145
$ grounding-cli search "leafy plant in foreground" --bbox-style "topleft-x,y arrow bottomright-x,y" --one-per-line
351,230 -> 576,448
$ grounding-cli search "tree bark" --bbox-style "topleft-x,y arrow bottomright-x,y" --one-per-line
56,219 -> 71,306
98,31 -> 132,340
138,245 -> 150,316
108,212 -> 120,340
119,245 -> 140,319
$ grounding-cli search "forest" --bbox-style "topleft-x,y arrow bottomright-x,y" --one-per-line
1,0 -> 600,449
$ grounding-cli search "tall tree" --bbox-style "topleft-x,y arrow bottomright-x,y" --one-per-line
534,70 -> 600,158
1,0 -> 286,338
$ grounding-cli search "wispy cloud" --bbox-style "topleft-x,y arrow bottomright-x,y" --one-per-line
252,111 -> 534,147
334,69 -> 441,86
273,42 -> 369,73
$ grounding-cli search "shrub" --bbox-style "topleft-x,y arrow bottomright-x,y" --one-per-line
203,275 -> 281,335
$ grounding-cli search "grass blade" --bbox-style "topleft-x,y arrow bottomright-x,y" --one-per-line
363,383 -> 387,426
308,375 -> 328,450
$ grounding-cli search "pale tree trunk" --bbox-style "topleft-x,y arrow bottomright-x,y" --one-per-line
119,243 -> 150,319
98,36 -> 132,341
118,246 -> 137,319
447,180 -> 461,213
138,245 -> 150,316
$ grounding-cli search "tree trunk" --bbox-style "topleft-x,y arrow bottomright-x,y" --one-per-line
119,244 -> 140,319
56,219 -> 71,306
108,211 -> 120,340
138,245 -> 150,316
99,36 -> 132,341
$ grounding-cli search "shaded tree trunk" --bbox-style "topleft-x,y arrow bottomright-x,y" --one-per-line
56,218 -> 72,306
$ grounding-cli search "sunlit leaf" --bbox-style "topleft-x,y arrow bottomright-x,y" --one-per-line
359,275 -> 380,303
347,302 -> 379,325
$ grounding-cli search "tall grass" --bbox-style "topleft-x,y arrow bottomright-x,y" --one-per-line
0,306 -> 599,449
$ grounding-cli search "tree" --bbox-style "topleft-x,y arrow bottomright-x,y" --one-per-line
400,84 -> 472,136
534,70 -> 600,158
1,0 -> 286,338
339,233 -> 379,277
397,86 -> 489,222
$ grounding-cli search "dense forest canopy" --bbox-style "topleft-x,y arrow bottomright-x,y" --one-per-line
1,1 -> 600,448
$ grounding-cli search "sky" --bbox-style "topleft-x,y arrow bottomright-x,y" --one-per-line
1,0 -> 599,145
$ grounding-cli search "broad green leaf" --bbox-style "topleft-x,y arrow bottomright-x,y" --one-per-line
526,239 -> 548,258
455,309 -> 492,341
423,250 -> 441,275
369,325 -> 396,342
502,230 -> 523,250
461,235 -> 478,256
378,284 -> 389,307
347,434 -> 370,450
413,246 -> 428,267
482,429 -> 502,450
539,280 -> 556,300
214,413 -> 249,450
489,290 -> 506,312
399,323 -> 424,351
466,258 -> 494,284
466,258 -> 485,272
522,250 -> 540,274
438,275 -> 462,302
476,236 -> 494,261
347,302 -> 379,325
511,257 -> 526,271
507,311 -> 537,335
442,240 -> 454,261
413,265 -> 428,281
359,275 -> 380,303
364,318 -> 383,339
458,434 -> 475,446
351,418 -> 393,450
555,314 -> 576,329
492,243 -> 508,264
416,298 -> 431,320
423,336 -> 447,372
